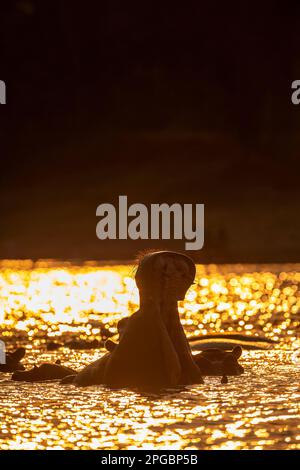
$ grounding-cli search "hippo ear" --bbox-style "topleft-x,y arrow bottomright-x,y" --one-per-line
232,346 -> 242,358
117,317 -> 129,336
12,347 -> 26,361
105,339 -> 117,352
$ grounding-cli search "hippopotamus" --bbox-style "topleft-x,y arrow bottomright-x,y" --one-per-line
63,251 -> 204,388
0,347 -> 26,372
61,252 -> 249,388
189,334 -> 277,351
193,346 -> 244,383
12,360 -> 77,382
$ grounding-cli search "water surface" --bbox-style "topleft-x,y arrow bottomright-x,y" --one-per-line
0,261 -> 299,449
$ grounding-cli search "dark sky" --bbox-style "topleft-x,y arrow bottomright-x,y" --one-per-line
1,2 -> 300,262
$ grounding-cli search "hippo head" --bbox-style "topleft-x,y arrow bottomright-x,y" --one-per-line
194,346 -> 244,376
12,364 -> 39,381
0,347 -> 26,372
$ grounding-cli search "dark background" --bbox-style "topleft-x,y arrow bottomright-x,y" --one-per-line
0,1 -> 300,262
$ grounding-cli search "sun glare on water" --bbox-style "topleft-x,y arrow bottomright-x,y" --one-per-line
0,260 -> 299,345
0,260 -> 299,450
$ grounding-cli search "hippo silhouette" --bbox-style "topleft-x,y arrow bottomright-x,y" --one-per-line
66,251 -> 203,388
193,346 -> 244,383
63,252 -> 248,387
12,360 -> 77,382
0,347 -> 26,372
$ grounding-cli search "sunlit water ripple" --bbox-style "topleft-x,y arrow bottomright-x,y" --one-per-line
0,261 -> 299,449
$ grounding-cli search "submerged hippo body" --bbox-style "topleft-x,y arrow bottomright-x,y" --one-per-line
47,339 -> 103,351
0,347 -> 26,372
12,362 -> 77,382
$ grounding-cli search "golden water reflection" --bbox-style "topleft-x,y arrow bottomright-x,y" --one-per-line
0,261 -> 299,449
